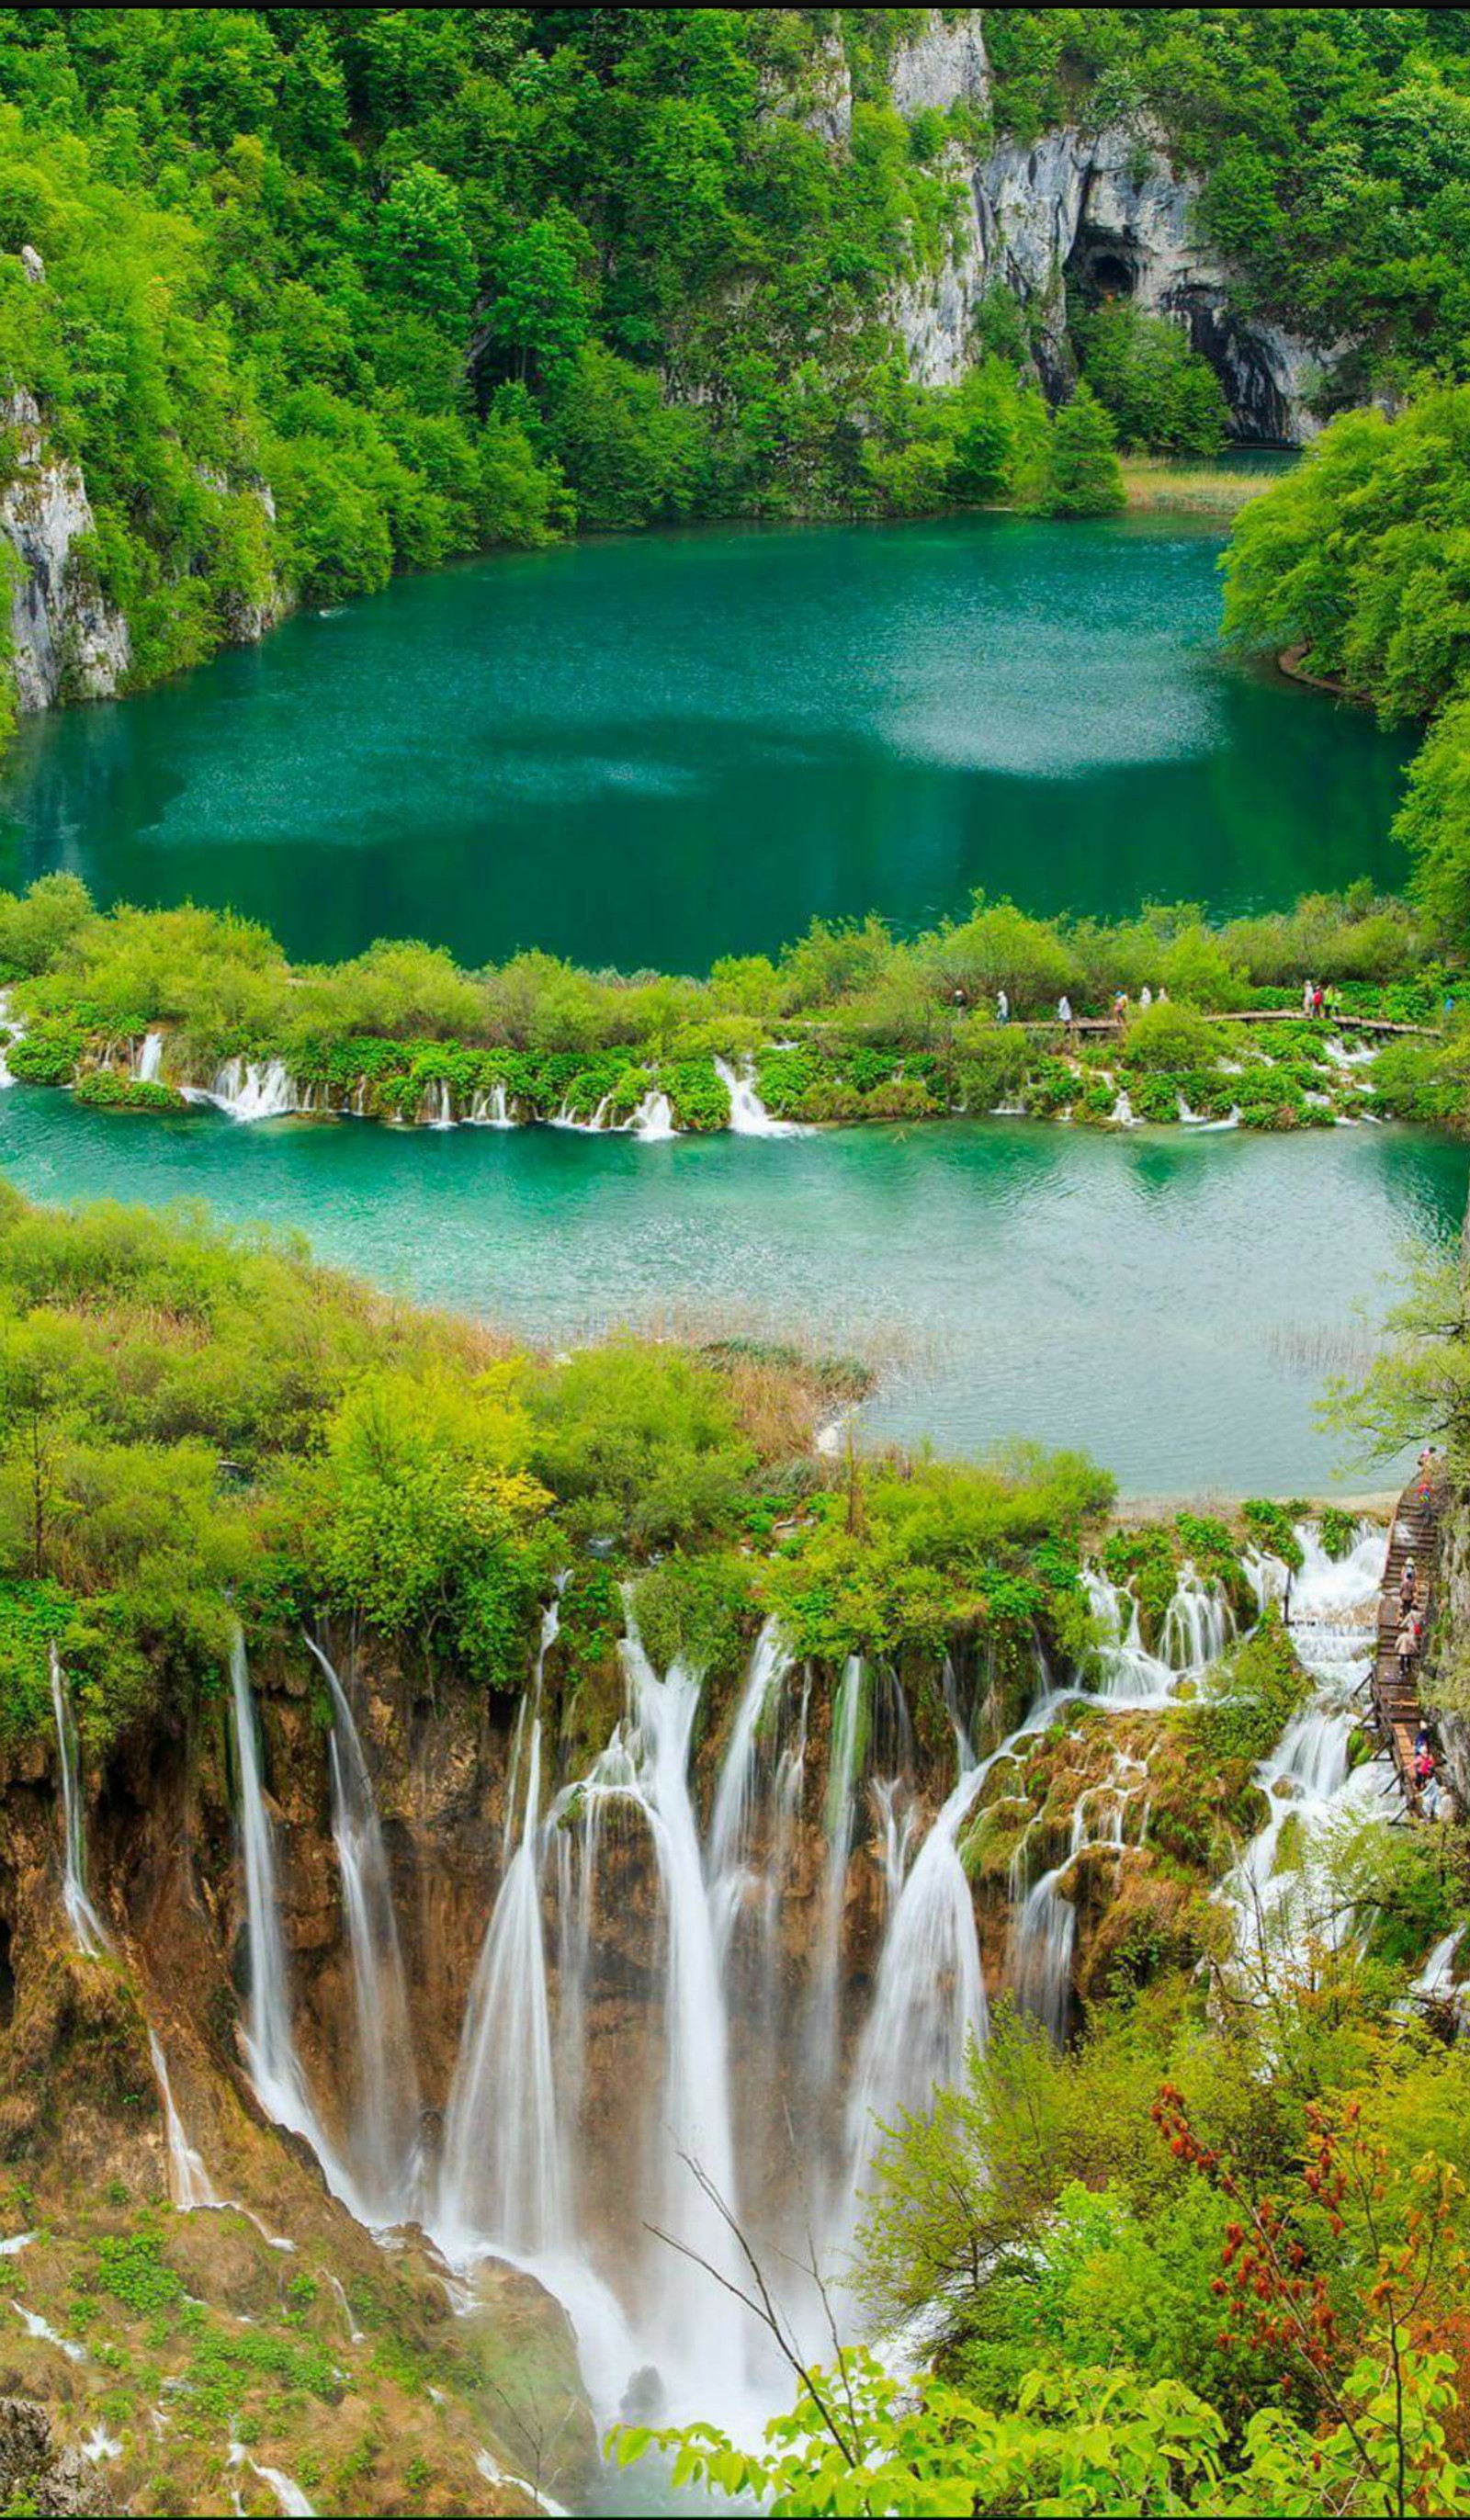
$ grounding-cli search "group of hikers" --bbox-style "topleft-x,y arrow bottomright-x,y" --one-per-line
1301,978 -> 1342,1020
1030,985 -> 1170,1030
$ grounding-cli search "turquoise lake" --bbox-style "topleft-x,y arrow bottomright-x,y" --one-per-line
0,512 -> 1444,1496
0,514 -> 1412,971
0,1086 -> 1460,1497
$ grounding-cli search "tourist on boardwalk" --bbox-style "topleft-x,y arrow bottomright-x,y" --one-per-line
1302,977 -> 1315,1016
996,988 -> 1009,1023
1415,1733 -> 1440,1819
1400,1558 -> 1418,1614
1396,1618 -> 1419,1685
1112,989 -> 1126,1023
1057,994 -> 1072,1028
1139,984 -> 1152,1008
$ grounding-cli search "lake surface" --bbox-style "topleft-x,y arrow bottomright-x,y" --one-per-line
0,1087 -> 1459,1497
0,516 -> 1411,972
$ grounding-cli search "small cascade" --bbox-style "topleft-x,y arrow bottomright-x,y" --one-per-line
803,1655 -> 865,2105
1162,1567 -> 1234,1674
228,2444 -> 316,2517
0,988 -> 20,1088
133,1029 -> 164,1083
874,1776 -> 916,1916
149,2034 -> 222,2212
305,1638 -> 422,2223
707,1620 -> 794,1903
1111,1090 -> 1140,1128
632,1089 -> 677,1142
713,1057 -> 804,1138
844,1758 -> 989,2215
49,1646 -> 110,1957
1081,1572 -> 1175,1703
439,1599 -> 566,2258
205,1057 -> 299,1122
419,1079 -> 455,1129
940,1652 -> 975,1769
467,1081 -> 514,1128
1223,1520 -> 1395,1967
1010,1864 -> 1076,2046
227,1630 -> 348,2196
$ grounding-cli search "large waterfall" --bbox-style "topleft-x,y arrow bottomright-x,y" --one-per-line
197,1527 -> 1428,2443
305,1637 -> 423,2224
49,1645 -> 111,1958
227,1627 -> 361,2216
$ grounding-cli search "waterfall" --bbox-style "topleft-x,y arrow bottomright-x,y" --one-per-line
227,1629 -> 350,2198
1223,1520 -> 1396,1967
439,1598 -> 566,2258
614,1620 -> 743,2383
1081,1572 -> 1175,1702
1010,1859 -> 1078,2046
632,1089 -> 677,1142
713,1057 -> 804,1138
844,1758 -> 989,2215
707,1620 -> 793,1904
204,1057 -> 299,1122
468,1082 -> 514,1128
49,1646 -> 110,1957
304,1638 -> 422,2223
148,2033 -> 222,2212
0,988 -> 19,1089
1162,1568 -> 1234,1673
133,1030 -> 164,1083
419,1080 -> 455,1129
803,1654 -> 865,2108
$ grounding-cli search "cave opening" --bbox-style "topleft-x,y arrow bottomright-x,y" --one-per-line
1086,249 -> 1136,300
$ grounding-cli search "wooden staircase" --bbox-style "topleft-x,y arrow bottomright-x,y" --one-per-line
1371,1474 -> 1442,1812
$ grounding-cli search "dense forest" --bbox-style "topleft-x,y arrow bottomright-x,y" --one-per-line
2,6 -> 1470,718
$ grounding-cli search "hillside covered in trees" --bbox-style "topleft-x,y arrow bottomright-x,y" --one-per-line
1,7 -> 1469,722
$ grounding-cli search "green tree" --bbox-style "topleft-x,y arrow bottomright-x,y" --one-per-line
374,163 -> 477,326
1039,383 -> 1125,517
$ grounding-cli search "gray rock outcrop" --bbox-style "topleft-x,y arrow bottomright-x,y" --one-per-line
0,2399 -> 109,2516
889,113 -> 1339,440
0,389 -> 130,712
889,11 -> 989,119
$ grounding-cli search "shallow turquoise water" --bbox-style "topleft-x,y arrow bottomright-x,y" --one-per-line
0,515 -> 1411,971
0,1088 -> 1459,1496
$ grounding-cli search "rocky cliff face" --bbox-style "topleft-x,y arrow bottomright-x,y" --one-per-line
0,387 -> 131,714
875,15 -> 1335,442
891,110 -> 1335,440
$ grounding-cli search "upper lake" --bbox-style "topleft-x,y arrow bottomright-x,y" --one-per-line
0,514 -> 1413,970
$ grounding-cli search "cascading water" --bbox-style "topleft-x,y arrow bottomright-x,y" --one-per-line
706,1619 -> 794,1962
304,1638 -> 422,2223
439,1599 -> 567,2259
1162,1568 -> 1234,1673
632,1089 -> 677,1142
133,1029 -> 164,1084
1082,1571 -> 1175,1702
148,2034 -> 222,2213
844,1758 -> 989,2218
1010,1865 -> 1077,2045
200,1057 -> 299,1123
712,1057 -> 804,1138
49,1646 -> 111,1958
227,1628 -> 354,2205
803,1654 -> 865,2111
1223,1521 -> 1396,1970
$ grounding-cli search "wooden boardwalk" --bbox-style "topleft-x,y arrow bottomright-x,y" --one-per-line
1016,1011 -> 1436,1040
1370,1475 -> 1442,1812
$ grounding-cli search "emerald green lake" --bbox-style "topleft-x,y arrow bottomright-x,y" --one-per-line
0,516 -> 1411,971
0,1086 -> 1460,1497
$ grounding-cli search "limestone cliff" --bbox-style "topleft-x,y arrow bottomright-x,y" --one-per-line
0,386 -> 130,714
889,97 -> 1337,442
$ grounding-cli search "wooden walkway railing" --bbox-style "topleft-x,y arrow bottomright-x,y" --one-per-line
1370,1474 -> 1442,1813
